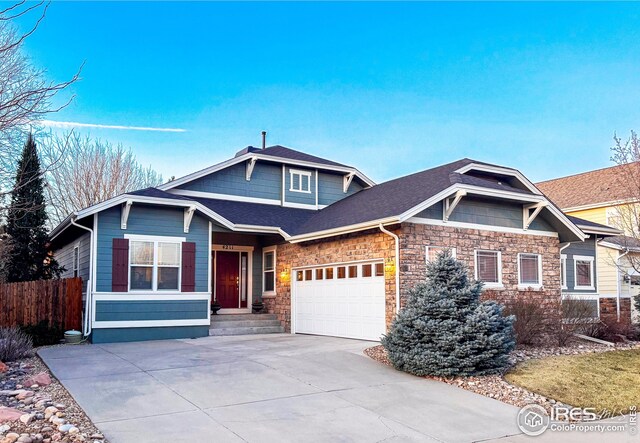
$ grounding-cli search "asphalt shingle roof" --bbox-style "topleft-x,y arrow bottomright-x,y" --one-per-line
127,187 -> 193,201
601,235 -> 640,250
259,145 -> 351,168
193,197 -> 317,235
565,215 -> 621,233
290,158 -> 535,235
536,163 -> 638,209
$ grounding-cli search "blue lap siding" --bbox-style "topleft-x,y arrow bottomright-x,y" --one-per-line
96,204 -> 210,293
562,236 -> 598,294
177,162 -> 281,201
95,300 -> 209,321
92,326 -> 209,343
416,197 -> 555,232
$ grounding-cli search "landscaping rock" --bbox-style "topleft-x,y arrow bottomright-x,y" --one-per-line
0,408 -> 22,423
56,425 -> 72,434
22,375 -> 50,389
0,363 -> 7,374
14,393 -> 32,402
17,415 -> 32,425
365,338 -> 640,418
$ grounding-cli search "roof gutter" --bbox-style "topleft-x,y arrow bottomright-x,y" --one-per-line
70,216 -> 94,338
379,224 -> 400,317
288,217 -> 399,244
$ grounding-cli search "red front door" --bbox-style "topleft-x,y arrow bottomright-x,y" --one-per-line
216,251 -> 240,308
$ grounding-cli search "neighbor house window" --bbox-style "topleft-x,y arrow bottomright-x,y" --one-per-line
128,237 -> 181,291
560,254 -> 567,289
289,169 -> 312,193
72,245 -> 79,278
263,247 -> 276,295
426,246 -> 456,263
475,250 -> 502,287
574,256 -> 595,290
518,253 -> 542,288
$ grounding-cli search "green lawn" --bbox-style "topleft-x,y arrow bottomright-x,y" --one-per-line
505,349 -> 640,414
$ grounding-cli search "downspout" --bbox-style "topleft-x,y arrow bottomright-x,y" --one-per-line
379,224 -> 400,316
559,243 -> 570,310
70,216 -> 93,337
616,249 -> 630,322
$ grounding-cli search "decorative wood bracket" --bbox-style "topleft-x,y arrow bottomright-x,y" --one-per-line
246,156 -> 257,181
120,200 -> 132,230
184,206 -> 196,233
523,202 -> 548,230
343,172 -> 355,193
444,190 -> 467,222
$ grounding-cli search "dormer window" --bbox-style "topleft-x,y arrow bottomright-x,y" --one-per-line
290,169 -> 312,193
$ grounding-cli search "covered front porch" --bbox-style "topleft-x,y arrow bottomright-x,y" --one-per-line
209,231 -> 282,318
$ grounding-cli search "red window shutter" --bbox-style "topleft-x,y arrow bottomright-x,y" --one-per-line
181,242 -> 196,292
112,238 -> 129,292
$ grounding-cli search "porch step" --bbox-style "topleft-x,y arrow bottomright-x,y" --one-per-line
209,325 -> 285,336
210,313 -> 277,322
209,319 -> 282,328
209,313 -> 284,336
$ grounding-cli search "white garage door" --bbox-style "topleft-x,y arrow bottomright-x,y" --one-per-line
292,260 -> 386,341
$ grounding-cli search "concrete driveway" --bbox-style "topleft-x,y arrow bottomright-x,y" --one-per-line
39,334 -> 522,443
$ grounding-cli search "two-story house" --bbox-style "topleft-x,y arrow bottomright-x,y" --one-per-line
537,164 -> 637,324
51,143 -> 608,343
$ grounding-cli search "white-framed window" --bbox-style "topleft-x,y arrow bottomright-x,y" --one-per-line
263,246 -> 276,295
518,253 -> 542,289
289,169 -> 312,193
560,254 -> 567,289
426,246 -> 456,263
574,255 -> 595,290
127,235 -> 183,292
474,250 -> 502,287
72,245 -> 80,278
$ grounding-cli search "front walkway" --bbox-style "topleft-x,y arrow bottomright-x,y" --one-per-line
39,334 -> 522,443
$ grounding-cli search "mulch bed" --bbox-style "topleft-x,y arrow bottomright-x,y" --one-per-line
364,338 -> 640,414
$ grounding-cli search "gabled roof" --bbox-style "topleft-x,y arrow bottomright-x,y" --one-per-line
159,144 -> 373,192
600,235 -> 640,252
287,158 -> 583,242
565,215 -> 622,236
536,163 -> 639,210
50,157 -> 586,245
258,145 -> 351,168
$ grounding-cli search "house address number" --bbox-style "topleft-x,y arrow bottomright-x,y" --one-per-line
222,245 -> 235,250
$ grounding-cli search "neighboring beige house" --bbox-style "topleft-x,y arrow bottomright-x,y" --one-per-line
537,164 -> 639,323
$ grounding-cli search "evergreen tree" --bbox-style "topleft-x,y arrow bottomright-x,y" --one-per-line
3,134 -> 62,282
381,250 -> 515,377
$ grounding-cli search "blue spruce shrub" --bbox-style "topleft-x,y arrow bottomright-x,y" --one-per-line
381,250 -> 515,376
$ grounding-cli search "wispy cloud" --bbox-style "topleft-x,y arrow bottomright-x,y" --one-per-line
40,120 -> 187,133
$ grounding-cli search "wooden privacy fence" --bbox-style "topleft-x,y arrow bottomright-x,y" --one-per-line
0,278 -> 83,331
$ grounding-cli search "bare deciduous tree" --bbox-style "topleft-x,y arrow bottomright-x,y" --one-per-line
42,132 -> 163,225
608,131 -> 640,271
0,1 -> 81,210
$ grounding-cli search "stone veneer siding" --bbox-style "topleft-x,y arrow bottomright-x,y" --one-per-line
599,297 -> 632,327
400,223 -> 563,309
268,228 -> 397,332
266,222 -> 568,332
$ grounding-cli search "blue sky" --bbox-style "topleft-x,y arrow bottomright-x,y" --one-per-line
14,1 -> 640,183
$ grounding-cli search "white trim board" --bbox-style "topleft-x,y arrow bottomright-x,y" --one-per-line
93,293 -> 211,301
92,319 -> 210,329
156,151 -> 375,192
168,189 -> 283,206
407,217 -> 559,237
454,163 -> 542,195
